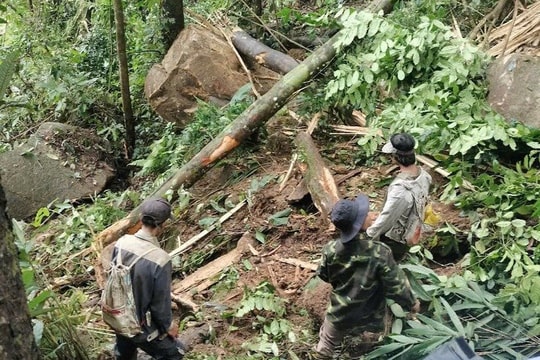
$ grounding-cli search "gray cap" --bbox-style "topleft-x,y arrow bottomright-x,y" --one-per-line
140,198 -> 173,225
381,133 -> 416,155
330,194 -> 369,243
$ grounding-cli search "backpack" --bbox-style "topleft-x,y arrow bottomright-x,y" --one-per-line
403,196 -> 424,246
395,176 -> 430,246
101,245 -> 157,337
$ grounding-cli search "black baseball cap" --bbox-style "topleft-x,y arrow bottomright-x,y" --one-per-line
381,133 -> 416,155
140,198 -> 173,225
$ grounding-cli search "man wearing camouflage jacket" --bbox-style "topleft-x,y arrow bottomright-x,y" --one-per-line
314,194 -> 419,358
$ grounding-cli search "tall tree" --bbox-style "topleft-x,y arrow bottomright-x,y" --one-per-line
162,0 -> 184,49
113,0 -> 136,159
0,178 -> 41,360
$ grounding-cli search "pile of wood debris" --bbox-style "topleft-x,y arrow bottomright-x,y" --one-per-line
487,1 -> 540,57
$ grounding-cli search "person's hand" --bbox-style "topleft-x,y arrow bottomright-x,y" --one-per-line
167,321 -> 179,338
408,300 -> 420,320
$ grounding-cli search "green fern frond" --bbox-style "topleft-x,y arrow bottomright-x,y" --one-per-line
0,51 -> 20,99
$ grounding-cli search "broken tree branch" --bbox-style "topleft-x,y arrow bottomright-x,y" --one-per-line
219,28 -> 261,98
469,0 -> 511,40
171,293 -> 200,312
276,257 -> 318,271
169,200 -> 246,258
279,112 -> 321,192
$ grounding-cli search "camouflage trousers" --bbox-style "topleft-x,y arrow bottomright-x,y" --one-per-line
315,310 -> 387,357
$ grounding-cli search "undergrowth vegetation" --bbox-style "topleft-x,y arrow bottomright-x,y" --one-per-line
2,0 -> 539,359
315,5 -> 540,359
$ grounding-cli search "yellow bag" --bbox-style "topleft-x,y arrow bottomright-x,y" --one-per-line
423,202 -> 441,227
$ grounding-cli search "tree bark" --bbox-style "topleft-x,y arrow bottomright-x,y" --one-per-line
163,0 -> 185,49
294,131 -> 340,219
94,0 -> 398,249
0,178 -> 41,360
113,0 -> 135,159
172,233 -> 255,296
231,28 -> 300,75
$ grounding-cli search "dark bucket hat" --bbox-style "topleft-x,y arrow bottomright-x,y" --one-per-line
330,194 -> 369,243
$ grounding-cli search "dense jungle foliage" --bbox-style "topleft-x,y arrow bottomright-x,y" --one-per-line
1,0 -> 539,358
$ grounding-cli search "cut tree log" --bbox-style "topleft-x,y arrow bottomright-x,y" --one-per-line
172,232 -> 255,296
93,0 -> 398,251
294,131 -> 341,219
231,28 -> 300,75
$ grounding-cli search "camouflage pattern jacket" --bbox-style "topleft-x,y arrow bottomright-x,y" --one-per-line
316,234 -> 416,329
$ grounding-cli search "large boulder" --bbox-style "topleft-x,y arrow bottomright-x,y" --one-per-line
144,25 -> 277,127
487,53 -> 540,128
0,122 -> 115,220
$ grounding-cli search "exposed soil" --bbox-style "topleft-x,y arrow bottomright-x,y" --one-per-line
140,131 -> 471,358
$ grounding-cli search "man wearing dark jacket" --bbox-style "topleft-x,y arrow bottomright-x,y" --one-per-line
111,198 -> 186,360
314,194 -> 419,358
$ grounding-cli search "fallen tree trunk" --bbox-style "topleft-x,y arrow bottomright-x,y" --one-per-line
294,131 -> 341,219
95,32 -> 342,250
231,28 -> 300,75
94,0 -> 398,250
172,233 -> 255,296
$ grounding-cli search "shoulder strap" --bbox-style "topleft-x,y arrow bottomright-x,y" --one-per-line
115,245 -> 159,270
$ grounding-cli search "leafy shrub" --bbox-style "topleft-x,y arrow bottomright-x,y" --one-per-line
130,89 -> 254,179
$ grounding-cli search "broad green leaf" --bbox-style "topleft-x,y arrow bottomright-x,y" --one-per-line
440,297 -> 465,336
268,208 -> 292,226
364,68 -> 374,84
356,22 -> 368,39
242,259 -> 252,270
392,318 -> 403,334
390,302 -> 407,318
368,17 -> 382,36
389,335 -> 422,344
416,314 -> 458,336
255,230 -> 266,244
365,342 -> 406,358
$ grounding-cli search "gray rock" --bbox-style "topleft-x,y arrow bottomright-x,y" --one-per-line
0,122 -> 115,220
487,53 -> 540,128
144,25 -> 278,127
144,25 -> 248,127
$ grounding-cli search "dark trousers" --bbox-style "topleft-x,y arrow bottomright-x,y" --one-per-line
115,333 -> 185,360
380,234 -> 409,262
